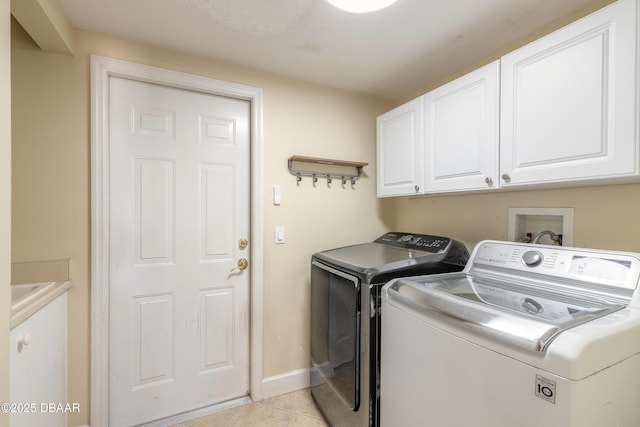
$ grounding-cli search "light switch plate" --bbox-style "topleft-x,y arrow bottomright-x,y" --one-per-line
275,226 -> 285,244
273,185 -> 281,205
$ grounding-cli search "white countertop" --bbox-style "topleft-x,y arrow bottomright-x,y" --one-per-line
10,281 -> 71,329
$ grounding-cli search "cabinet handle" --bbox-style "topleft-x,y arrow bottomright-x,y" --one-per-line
501,173 -> 511,183
485,177 -> 494,187
17,334 -> 30,352
414,185 -> 420,192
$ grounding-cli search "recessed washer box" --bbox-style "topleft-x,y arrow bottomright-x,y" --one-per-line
508,207 -> 574,246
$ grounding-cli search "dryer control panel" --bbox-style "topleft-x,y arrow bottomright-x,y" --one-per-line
374,232 -> 450,253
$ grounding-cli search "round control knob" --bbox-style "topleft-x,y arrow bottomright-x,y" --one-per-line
522,250 -> 543,267
399,235 -> 414,243
522,298 -> 543,314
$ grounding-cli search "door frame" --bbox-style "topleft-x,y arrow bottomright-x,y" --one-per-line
89,55 -> 264,427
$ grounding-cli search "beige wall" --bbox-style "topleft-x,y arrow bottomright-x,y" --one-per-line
11,34 -> 89,427
11,29 -> 393,425
394,184 -> 640,253
1,1 -> 11,426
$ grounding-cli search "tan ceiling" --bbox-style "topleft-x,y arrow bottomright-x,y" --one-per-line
57,0 -> 614,101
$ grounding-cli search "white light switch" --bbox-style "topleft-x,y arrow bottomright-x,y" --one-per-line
275,226 -> 285,244
273,185 -> 281,205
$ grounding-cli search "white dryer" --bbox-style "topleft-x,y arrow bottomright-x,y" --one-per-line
381,240 -> 640,427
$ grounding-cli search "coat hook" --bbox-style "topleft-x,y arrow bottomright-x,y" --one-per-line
341,176 -> 347,185
327,175 -> 332,184
351,177 -> 356,185
312,173 -> 318,183
296,173 -> 302,182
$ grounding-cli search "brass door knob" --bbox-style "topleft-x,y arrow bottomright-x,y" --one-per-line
231,258 -> 249,272
238,238 -> 249,249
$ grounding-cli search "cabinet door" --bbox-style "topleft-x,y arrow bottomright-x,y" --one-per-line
500,0 -> 637,187
424,61 -> 500,192
376,97 -> 424,197
10,294 -> 67,427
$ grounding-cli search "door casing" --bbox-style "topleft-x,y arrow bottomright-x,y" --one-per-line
90,55 -> 264,427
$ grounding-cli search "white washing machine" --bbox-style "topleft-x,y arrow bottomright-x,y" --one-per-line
381,240 -> 640,427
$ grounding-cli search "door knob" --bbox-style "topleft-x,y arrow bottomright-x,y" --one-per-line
231,258 -> 249,273
238,238 -> 248,249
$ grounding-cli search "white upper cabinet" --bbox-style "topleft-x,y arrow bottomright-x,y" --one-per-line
424,61 -> 500,192
376,0 -> 639,197
500,0 -> 637,187
376,96 -> 424,197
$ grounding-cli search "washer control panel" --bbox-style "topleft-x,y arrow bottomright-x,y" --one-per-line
374,231 -> 450,253
472,241 -> 640,291
522,250 -> 544,267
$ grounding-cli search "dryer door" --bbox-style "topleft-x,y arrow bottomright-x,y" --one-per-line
311,260 -> 361,410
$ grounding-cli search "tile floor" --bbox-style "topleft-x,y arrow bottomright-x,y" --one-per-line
170,389 -> 329,427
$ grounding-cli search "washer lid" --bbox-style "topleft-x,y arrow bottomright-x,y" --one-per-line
385,273 -> 625,353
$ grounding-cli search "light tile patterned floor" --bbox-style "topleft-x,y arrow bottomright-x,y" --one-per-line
171,389 -> 329,427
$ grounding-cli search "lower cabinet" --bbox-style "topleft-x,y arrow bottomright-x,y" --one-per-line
10,293 -> 67,427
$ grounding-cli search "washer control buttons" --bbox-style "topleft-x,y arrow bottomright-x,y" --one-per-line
522,250 -> 544,267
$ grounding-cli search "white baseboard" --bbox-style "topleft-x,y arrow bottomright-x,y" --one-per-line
261,368 -> 310,400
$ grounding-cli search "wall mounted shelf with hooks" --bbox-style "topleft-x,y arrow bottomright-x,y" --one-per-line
288,155 -> 368,186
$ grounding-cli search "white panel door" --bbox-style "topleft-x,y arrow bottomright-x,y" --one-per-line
424,60 -> 500,193
500,0 -> 637,187
376,96 -> 424,197
108,77 -> 250,426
